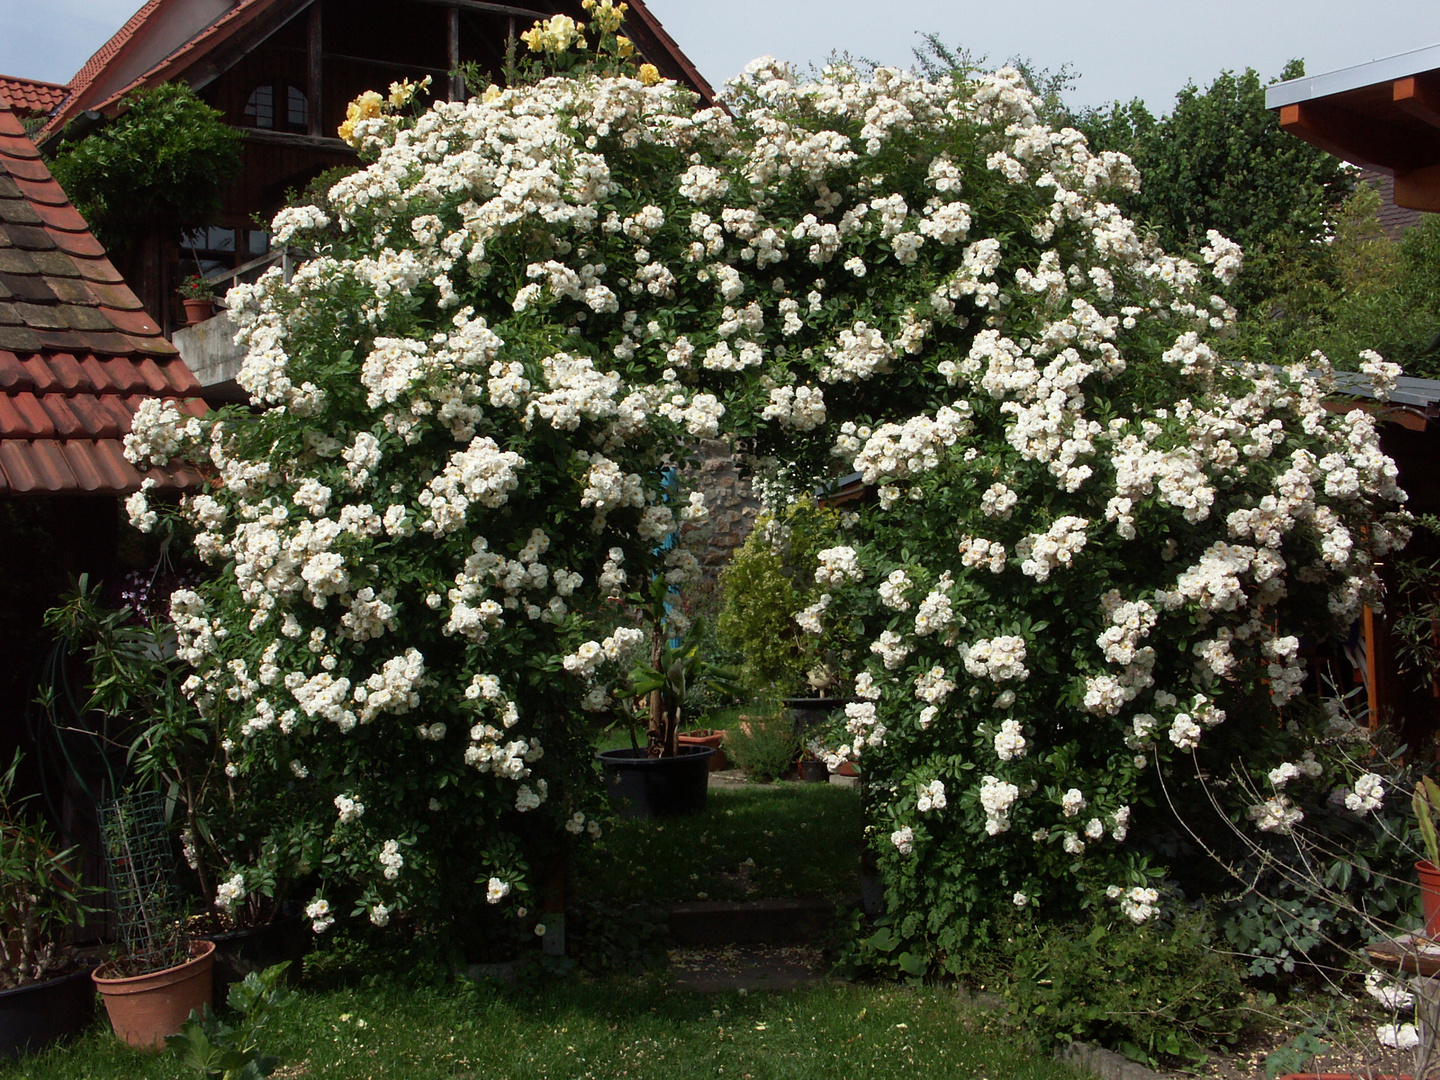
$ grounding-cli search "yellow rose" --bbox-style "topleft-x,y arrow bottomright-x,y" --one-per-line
638,63 -> 660,86
354,90 -> 384,121
616,36 -> 634,58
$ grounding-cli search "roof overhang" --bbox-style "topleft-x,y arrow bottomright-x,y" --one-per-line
1267,44 -> 1440,211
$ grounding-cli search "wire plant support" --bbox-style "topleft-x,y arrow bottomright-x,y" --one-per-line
98,791 -> 186,976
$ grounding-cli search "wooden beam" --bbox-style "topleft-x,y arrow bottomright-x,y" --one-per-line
241,128 -> 355,153
448,6 -> 463,102
1395,74 -> 1440,130
322,51 -> 449,76
307,2 -> 323,137
406,0 -> 546,19
1280,101 -> 1440,173
1396,161 -> 1440,212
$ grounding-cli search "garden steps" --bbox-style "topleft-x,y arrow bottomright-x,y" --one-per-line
664,895 -> 847,946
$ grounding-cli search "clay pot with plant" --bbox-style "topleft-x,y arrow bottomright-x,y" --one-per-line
177,275 -> 217,325
0,751 -> 99,1060
1414,777 -> 1440,937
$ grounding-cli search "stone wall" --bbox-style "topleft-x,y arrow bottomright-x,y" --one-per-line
685,438 -> 761,574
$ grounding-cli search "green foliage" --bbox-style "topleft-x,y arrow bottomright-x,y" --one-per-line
1265,186 -> 1440,377
167,962 -> 296,1080
1000,911 -> 1250,1066
47,83 -> 242,255
1264,1032 -> 1331,1080
717,499 -> 848,697
725,718 -> 800,784
0,751 -> 95,988
1078,63 -> 1352,308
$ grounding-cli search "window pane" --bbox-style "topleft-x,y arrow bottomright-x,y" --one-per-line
245,84 -> 275,129
287,86 -> 308,129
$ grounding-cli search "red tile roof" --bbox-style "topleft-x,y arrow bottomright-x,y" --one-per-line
0,76 -> 69,117
0,100 -> 205,495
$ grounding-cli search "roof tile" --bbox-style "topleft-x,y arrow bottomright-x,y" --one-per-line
33,202 -> 91,233
0,197 -> 44,227
10,391 -> 51,436
47,228 -> 104,259
0,325 -> 40,352
6,224 -> 54,250
0,247 -> 38,274
0,273 -> 57,302
36,393 -> 83,438
0,76 -> 68,117
0,439 -> 42,492
59,440 -> 109,491
25,439 -> 78,491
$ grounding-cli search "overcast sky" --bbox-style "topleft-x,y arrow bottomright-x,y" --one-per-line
2,0 -> 1438,113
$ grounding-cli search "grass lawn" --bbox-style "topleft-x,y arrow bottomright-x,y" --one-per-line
13,971 -> 1086,1080
579,783 -> 863,903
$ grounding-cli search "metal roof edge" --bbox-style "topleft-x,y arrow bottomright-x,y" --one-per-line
1266,42 -> 1440,109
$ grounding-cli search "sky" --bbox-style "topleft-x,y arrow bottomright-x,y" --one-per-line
1,0 -> 1438,114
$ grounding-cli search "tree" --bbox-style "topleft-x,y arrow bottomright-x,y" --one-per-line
1077,63 -> 1352,308
47,84 -> 242,257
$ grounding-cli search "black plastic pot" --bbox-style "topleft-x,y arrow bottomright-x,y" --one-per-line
798,758 -> 829,783
597,746 -> 715,818
0,963 -> 97,1060
203,905 -> 306,999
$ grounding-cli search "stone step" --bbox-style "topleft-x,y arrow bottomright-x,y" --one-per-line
663,895 -> 850,946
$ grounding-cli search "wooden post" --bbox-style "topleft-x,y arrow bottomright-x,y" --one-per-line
1365,603 -> 1382,731
307,2 -> 323,137
447,6 -> 463,101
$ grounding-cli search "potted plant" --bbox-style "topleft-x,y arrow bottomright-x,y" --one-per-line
597,577 -> 741,817
44,579 -> 314,1001
0,752 -> 98,1060
92,790 -> 215,1050
676,728 -> 729,771
1413,776 -> 1440,937
178,274 -> 217,325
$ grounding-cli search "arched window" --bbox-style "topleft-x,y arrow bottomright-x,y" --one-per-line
244,82 -> 308,133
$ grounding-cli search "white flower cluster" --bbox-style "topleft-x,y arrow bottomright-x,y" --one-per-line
958,636 -> 1029,683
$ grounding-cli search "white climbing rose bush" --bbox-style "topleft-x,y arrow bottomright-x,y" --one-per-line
125,55 -> 1407,942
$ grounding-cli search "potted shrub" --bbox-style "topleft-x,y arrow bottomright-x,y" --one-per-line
177,274 -> 217,325
44,580 -> 315,1002
0,752 -> 98,1060
1414,777 -> 1440,937
597,578 -> 741,817
92,791 -> 215,1050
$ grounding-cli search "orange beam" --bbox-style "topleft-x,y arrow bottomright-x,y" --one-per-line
1280,101 -> 1440,173
1395,75 -> 1440,130
1396,161 -> 1440,211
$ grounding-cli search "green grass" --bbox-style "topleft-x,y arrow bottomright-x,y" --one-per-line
13,972 -> 1086,1080
579,784 -> 863,903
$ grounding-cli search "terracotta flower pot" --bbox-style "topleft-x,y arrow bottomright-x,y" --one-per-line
677,729 -> 728,771
182,298 -> 215,326
92,939 -> 215,1050
1419,859 -> 1440,937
